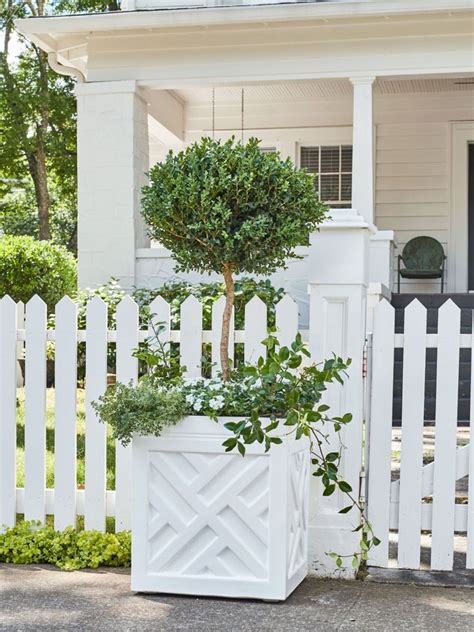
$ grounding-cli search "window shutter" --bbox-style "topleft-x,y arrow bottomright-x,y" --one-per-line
300,144 -> 352,208
300,147 -> 319,174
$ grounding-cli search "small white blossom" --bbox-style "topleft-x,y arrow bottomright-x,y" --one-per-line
209,396 -> 224,410
193,399 -> 203,412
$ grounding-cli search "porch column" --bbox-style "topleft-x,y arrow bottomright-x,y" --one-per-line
308,209 -> 371,577
350,77 -> 375,225
75,81 -> 150,290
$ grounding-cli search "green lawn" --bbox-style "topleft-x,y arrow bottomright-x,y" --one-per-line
16,388 -> 116,490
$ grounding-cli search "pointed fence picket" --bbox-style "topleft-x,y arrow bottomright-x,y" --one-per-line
54,297 -> 78,531
84,297 -> 108,531
468,313 -> 474,569
24,296 -> 47,524
275,295 -> 299,349
366,299 -> 394,567
180,296 -> 202,378
398,300 -> 427,569
1,292 -> 300,532
0,297 -> 18,531
245,296 -> 267,364
368,298 -> 470,572
115,296 -> 139,531
431,301 -> 461,570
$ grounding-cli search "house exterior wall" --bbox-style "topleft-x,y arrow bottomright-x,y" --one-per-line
76,81 -> 150,290
140,87 -> 473,298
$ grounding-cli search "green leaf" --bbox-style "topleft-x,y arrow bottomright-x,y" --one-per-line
338,481 -> 352,493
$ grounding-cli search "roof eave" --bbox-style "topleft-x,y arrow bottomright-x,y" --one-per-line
16,0 -> 474,39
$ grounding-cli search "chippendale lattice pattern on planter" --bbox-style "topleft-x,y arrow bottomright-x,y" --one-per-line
288,450 -> 310,578
132,417 -> 310,600
147,452 -> 270,579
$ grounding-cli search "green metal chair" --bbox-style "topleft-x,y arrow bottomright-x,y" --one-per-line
397,236 -> 446,293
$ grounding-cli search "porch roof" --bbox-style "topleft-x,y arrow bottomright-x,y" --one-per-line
16,0 -> 473,86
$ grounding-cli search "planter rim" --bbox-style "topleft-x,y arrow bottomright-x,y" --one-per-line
132,414 -> 298,441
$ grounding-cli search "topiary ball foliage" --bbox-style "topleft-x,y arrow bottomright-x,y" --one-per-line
0,235 -> 77,308
141,137 -> 328,276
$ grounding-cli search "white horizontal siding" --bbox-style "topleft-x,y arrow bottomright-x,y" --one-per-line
375,118 -> 451,293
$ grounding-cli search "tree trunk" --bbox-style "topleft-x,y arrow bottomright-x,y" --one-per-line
27,150 -> 51,240
220,263 -> 235,381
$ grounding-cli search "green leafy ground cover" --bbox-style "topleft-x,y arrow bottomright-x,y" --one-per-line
0,522 -> 130,570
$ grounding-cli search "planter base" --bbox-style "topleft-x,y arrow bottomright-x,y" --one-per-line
131,416 -> 310,601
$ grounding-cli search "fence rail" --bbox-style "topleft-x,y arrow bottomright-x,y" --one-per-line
0,293 -> 300,533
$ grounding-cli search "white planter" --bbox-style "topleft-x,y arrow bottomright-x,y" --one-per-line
131,416 -> 310,600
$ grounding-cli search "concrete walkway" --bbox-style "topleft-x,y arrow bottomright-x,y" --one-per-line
1,565 -> 473,631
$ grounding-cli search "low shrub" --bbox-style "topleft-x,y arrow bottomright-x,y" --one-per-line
0,522 -> 131,571
0,235 -> 77,308
93,377 -> 187,447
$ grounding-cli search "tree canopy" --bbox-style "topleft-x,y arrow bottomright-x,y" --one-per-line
0,0 -> 117,250
142,137 -> 328,378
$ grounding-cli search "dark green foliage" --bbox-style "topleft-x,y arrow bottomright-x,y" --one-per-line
0,235 -> 77,307
142,137 -> 327,276
0,183 -> 78,251
0,521 -> 131,571
133,277 -> 285,329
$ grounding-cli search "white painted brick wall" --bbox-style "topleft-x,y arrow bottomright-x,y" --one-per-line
76,81 -> 150,290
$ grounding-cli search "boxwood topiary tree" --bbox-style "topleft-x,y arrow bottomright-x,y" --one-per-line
141,137 -> 327,380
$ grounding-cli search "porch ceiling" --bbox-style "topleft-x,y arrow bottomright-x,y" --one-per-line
172,77 -> 474,105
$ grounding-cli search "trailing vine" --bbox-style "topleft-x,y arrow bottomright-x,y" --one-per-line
220,335 -> 380,571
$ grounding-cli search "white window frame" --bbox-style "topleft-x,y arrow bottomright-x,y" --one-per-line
300,144 -> 353,207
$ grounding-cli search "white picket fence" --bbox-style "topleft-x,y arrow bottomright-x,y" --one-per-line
367,299 -> 473,571
0,293 -> 300,534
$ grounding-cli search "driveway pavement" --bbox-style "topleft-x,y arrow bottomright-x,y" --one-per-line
1,565 -> 473,631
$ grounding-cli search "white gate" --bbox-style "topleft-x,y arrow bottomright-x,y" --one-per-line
366,298 -> 473,571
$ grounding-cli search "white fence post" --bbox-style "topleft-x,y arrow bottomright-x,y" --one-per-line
366,282 -> 392,334
0,296 -> 18,530
307,208 -> 371,576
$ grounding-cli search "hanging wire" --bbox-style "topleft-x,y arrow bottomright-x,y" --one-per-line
212,87 -> 216,140
241,88 -> 245,143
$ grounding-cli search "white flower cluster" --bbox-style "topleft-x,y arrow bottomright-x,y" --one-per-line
177,376 -> 254,416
